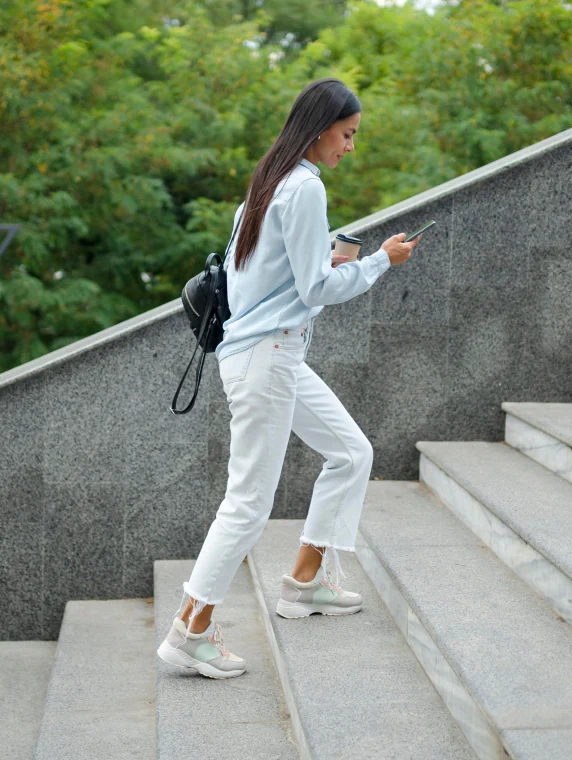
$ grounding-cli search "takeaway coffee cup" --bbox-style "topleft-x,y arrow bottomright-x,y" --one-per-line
334,233 -> 363,262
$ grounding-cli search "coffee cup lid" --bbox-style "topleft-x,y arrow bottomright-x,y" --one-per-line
335,233 -> 362,244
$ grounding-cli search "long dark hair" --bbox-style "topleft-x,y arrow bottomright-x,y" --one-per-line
233,78 -> 361,272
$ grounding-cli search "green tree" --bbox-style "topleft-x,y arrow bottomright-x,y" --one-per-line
0,0 -> 276,367
0,0 -> 570,372
277,0 -> 571,222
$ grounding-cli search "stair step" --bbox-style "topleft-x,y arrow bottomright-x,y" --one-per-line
34,599 -> 156,760
154,559 -> 298,759
248,519 -> 477,760
358,480 -> 572,760
417,441 -> 572,624
0,641 -> 57,760
502,402 -> 572,485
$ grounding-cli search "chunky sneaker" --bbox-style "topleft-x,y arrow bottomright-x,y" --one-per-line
276,564 -> 363,618
157,617 -> 247,679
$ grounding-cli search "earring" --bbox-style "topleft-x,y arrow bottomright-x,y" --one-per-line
318,135 -> 321,140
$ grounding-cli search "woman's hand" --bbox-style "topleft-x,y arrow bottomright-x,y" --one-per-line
380,233 -> 422,266
331,254 -> 350,268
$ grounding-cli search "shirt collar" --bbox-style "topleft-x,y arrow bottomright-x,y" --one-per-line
299,157 -> 320,177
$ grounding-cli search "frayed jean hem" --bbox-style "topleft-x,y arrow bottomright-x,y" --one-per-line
182,582 -> 224,606
300,536 -> 356,552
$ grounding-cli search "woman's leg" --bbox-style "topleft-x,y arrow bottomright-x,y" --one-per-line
290,543 -> 328,582
289,360 -> 375,586
175,327 -> 309,634
178,599 -> 215,633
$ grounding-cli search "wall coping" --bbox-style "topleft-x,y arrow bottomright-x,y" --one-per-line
2,127 -> 571,391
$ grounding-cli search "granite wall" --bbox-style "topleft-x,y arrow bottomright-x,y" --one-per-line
1,129 -> 571,640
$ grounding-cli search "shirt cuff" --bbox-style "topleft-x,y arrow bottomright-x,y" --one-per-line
370,246 -> 391,272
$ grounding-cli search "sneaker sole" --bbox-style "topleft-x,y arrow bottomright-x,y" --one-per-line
275,598 -> 363,619
157,640 -> 246,679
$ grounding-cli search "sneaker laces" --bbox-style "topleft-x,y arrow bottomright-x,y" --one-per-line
321,547 -> 347,592
321,568 -> 343,593
208,622 -> 230,657
301,544 -> 348,593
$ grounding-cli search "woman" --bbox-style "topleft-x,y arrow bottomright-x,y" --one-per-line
157,77 -> 421,679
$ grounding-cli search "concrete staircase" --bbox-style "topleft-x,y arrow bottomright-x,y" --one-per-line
5,402 -> 571,759
32,599 -> 156,759
248,520 -> 477,760
355,402 -> 572,760
502,402 -> 572,486
1,641 -> 56,760
153,558 -> 299,759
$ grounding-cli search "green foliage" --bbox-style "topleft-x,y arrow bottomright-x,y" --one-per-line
0,0 -> 570,372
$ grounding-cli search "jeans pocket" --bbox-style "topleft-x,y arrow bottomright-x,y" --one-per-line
219,343 -> 256,384
273,327 -> 307,351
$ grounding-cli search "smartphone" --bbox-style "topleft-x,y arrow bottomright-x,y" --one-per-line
405,220 -> 436,243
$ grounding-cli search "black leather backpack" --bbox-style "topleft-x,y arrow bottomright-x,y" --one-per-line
170,208 -> 244,415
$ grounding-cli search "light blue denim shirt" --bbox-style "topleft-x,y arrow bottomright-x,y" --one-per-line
215,156 -> 391,363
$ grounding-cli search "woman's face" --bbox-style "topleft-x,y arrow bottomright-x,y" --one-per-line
315,113 -> 361,169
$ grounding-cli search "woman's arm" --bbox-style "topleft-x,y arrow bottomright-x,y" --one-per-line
282,178 -> 390,308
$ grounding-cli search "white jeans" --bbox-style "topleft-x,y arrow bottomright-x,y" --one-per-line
175,318 -> 374,629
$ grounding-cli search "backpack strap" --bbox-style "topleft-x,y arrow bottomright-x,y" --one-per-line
222,205 -> 245,268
